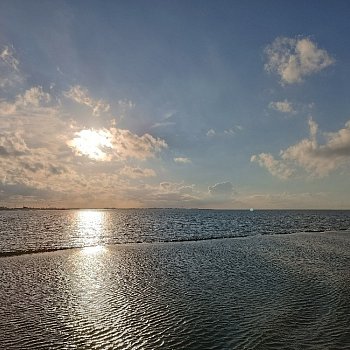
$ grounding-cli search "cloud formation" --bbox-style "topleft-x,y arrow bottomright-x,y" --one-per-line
0,48 -> 169,206
110,128 -> 167,160
64,85 -> 110,116
252,118 -> 350,178
269,100 -> 295,113
0,86 -> 52,116
67,127 -> 167,161
0,132 -> 30,157
250,153 -> 295,179
265,37 -> 334,84
68,129 -> 114,161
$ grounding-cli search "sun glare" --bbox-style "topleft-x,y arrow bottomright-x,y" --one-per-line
69,129 -> 113,160
76,210 -> 105,247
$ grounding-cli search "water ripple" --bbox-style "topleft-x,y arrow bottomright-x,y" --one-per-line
1,232 -> 349,349
1,209 -> 350,255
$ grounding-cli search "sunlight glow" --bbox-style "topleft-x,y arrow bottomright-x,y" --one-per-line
81,245 -> 106,255
69,129 -> 113,160
76,210 -> 106,246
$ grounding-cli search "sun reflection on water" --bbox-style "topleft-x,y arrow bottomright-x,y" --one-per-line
76,210 -> 106,247
81,245 -> 106,255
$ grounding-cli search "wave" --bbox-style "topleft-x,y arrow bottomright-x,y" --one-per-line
0,246 -> 79,258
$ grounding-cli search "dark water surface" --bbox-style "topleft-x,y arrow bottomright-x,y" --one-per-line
0,210 -> 350,349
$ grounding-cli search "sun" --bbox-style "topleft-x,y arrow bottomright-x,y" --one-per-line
69,129 -> 113,160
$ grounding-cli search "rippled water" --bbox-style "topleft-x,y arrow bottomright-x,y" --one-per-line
0,209 -> 350,255
0,210 -> 350,349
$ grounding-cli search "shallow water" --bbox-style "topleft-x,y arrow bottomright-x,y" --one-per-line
1,232 -> 350,349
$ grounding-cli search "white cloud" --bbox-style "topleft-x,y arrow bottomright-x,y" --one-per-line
64,85 -> 110,116
265,37 -> 334,84
269,99 -> 295,113
208,181 -> 235,197
281,118 -> 350,177
174,157 -> 191,164
252,118 -> 350,178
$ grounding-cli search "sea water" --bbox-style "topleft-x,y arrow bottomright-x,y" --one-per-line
0,209 -> 349,349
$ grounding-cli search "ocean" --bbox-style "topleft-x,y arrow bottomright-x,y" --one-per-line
0,209 -> 350,349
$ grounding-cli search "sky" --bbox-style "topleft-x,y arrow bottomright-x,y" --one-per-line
1,0 -> 350,209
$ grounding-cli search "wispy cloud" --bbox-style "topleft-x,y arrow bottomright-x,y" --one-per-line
265,37 -> 334,84
0,45 -> 19,71
152,121 -> 176,129
207,125 -> 243,137
206,129 -> 216,137
0,45 -> 23,88
64,85 -> 110,116
224,126 -> 243,135
174,157 -> 192,164
151,110 -> 177,129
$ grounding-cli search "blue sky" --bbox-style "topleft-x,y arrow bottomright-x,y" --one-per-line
1,0 -> 350,208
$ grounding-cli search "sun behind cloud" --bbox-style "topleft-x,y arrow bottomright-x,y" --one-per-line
68,129 -> 113,161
